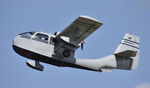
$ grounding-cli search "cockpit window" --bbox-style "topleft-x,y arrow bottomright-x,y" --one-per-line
19,32 -> 35,37
32,33 -> 49,44
35,33 -> 48,41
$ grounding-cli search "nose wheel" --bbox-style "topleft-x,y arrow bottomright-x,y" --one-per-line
63,50 -> 70,57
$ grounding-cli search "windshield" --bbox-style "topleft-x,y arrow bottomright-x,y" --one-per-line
19,32 -> 35,37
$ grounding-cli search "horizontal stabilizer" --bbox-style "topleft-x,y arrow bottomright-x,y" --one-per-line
115,50 -> 137,57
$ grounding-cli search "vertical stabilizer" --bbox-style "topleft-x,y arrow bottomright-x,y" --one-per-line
114,33 -> 140,70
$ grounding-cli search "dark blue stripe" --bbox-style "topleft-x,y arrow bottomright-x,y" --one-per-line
123,38 -> 139,44
121,43 -> 139,49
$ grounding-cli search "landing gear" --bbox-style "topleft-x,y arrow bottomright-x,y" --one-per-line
63,50 -> 70,57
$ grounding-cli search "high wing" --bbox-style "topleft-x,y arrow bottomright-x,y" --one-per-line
56,16 -> 103,46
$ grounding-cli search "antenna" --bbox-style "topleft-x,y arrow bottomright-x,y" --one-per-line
39,25 -> 44,32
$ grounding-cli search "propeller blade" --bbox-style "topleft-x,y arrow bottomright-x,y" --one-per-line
81,41 -> 85,50
81,43 -> 83,50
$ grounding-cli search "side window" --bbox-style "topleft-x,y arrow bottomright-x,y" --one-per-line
33,33 -> 49,43
35,33 -> 48,40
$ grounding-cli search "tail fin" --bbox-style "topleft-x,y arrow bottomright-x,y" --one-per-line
114,33 -> 140,70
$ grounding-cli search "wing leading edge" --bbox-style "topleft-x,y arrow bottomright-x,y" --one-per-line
56,16 -> 103,46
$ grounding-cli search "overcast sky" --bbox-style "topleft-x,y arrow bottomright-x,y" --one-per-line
0,0 -> 150,88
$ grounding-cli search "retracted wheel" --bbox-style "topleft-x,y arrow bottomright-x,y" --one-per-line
63,50 -> 70,57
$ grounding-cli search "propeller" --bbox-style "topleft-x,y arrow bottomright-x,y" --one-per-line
81,41 -> 85,50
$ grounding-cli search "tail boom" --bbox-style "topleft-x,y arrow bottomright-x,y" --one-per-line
75,33 -> 140,72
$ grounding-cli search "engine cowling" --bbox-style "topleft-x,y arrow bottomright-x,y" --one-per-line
26,60 -> 44,71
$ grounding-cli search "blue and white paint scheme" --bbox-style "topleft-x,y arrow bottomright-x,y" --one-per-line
12,16 -> 140,72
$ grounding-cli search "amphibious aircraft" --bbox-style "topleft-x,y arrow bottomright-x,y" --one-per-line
12,16 -> 140,72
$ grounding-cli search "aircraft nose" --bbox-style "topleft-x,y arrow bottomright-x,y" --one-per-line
12,35 -> 21,47
12,37 -> 15,45
12,36 -> 17,46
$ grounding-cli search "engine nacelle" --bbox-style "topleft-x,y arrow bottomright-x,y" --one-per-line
26,60 -> 44,71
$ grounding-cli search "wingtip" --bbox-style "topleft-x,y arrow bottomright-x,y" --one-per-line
79,15 -> 103,25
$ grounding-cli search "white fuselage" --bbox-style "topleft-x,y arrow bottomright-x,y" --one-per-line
13,32 -> 139,72
13,31 -> 115,71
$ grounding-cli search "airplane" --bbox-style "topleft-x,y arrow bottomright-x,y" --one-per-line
12,16 -> 140,72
